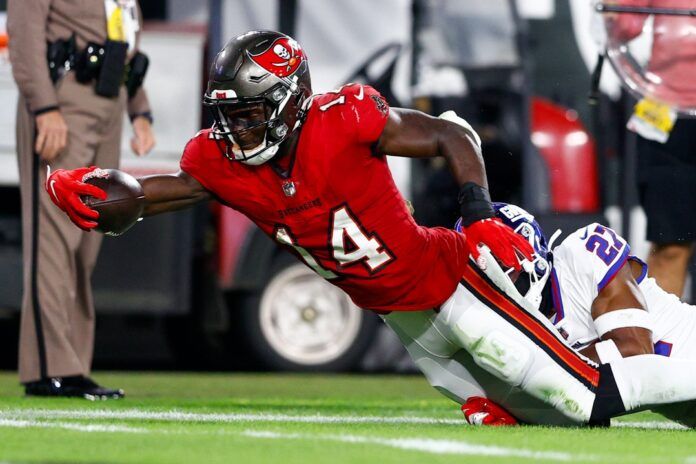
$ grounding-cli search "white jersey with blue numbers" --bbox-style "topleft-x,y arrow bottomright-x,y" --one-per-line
550,223 -> 696,359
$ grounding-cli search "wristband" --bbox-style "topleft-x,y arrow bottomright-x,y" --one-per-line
593,308 -> 652,337
130,111 -> 153,124
34,105 -> 60,116
458,182 -> 494,226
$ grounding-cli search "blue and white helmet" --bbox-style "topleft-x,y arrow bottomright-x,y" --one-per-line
492,203 -> 550,277
455,203 -> 559,312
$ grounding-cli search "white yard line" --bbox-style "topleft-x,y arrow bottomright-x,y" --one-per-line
0,418 -> 146,433
0,411 -> 684,462
241,429 -> 587,461
0,408 -> 467,425
0,408 -> 686,431
0,415 -> 589,462
611,420 -> 688,430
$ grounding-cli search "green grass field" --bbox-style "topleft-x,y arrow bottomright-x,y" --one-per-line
0,371 -> 693,463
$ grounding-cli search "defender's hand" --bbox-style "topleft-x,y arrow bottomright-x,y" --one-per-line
462,218 -> 534,271
35,110 -> 68,161
45,166 -> 107,230
130,116 -> 155,156
462,397 -> 518,426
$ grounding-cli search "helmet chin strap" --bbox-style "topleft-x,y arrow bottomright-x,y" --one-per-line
547,229 -> 563,250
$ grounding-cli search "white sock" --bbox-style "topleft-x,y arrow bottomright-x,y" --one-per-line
609,354 -> 696,411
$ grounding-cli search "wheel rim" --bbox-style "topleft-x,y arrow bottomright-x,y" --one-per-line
259,263 -> 363,366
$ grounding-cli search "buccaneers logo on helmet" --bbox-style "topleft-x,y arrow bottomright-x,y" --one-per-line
248,37 -> 306,78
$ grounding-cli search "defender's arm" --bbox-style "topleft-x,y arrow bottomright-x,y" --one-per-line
580,261 -> 653,363
139,170 -> 211,216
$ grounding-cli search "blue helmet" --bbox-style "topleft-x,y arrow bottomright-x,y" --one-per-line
454,202 -> 550,264
455,203 -> 554,311
492,203 -> 550,274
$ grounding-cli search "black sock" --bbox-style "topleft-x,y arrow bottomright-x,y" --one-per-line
589,363 -> 627,424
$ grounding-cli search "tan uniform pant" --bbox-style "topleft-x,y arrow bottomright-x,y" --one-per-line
17,73 -> 125,383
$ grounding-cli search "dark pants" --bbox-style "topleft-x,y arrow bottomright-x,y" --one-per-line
637,118 -> 696,244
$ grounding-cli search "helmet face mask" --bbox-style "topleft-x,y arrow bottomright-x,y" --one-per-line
203,31 -> 312,166
218,101 -> 269,149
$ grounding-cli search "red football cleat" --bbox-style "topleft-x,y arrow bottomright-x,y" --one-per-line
461,396 -> 518,426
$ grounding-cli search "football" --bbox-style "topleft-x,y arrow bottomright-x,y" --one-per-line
82,169 -> 145,236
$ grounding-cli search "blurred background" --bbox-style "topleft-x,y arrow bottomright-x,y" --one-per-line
0,0 -> 685,373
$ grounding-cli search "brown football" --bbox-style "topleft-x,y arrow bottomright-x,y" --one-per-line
82,169 -> 145,236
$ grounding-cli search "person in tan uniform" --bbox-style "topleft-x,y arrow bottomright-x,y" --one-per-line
7,0 -> 155,399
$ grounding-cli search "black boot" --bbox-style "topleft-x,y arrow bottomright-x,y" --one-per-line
24,376 -> 125,400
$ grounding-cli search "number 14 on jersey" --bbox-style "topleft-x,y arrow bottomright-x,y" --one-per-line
275,205 -> 393,279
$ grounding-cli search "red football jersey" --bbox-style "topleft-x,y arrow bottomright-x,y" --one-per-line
180,84 -> 469,311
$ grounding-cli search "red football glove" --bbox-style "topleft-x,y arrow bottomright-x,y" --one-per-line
461,396 -> 518,426
461,218 -> 534,271
45,166 -> 107,231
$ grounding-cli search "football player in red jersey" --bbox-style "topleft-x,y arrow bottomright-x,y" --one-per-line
51,30 -> 533,313
45,31 -> 696,426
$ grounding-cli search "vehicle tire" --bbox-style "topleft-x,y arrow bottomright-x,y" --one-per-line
234,255 -> 380,372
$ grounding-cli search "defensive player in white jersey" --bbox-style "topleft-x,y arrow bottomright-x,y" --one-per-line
546,219 -> 695,363
385,202 -> 696,426
535,208 -> 696,426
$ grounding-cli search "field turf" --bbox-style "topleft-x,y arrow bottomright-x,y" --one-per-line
0,371 -> 693,463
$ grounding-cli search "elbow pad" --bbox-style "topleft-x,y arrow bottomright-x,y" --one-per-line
438,110 -> 482,149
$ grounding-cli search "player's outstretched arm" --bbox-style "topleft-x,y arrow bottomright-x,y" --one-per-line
377,108 -> 533,270
581,262 -> 654,363
46,167 -> 211,232
139,170 -> 211,217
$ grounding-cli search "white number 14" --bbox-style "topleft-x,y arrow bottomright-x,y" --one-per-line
275,206 -> 392,279
331,207 -> 392,271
